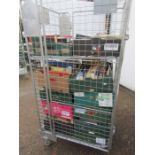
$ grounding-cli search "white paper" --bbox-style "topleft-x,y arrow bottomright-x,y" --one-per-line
94,0 -> 117,14
97,93 -> 113,107
75,108 -> 86,114
118,0 -> 126,8
113,59 -> 116,80
98,100 -> 112,107
86,121 -> 97,125
74,92 -> 84,97
88,131 -> 95,135
61,111 -> 70,117
90,89 -> 95,92
21,0 -> 40,36
96,137 -> 106,145
38,6 -> 50,24
104,43 -> 119,51
59,14 -> 71,36
40,60 -> 44,67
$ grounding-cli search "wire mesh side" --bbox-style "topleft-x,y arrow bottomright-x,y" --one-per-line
19,20 -> 28,76
28,54 -> 117,149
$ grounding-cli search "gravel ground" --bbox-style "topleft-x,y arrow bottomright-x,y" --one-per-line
19,76 -> 135,155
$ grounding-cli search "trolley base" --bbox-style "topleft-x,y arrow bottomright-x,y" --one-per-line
40,130 -> 109,152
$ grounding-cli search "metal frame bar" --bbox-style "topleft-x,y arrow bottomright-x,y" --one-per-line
19,3 -> 42,131
19,12 -> 28,76
56,134 -> 109,152
39,0 -> 57,141
36,0 -> 56,138
108,0 -> 132,150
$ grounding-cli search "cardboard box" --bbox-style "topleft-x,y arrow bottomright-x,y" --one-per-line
43,119 -> 74,135
51,92 -> 73,105
41,101 -> 74,123
47,49 -> 61,55
39,89 -> 73,105
47,48 -> 71,56
35,68 -> 71,93
69,63 -> 113,92
49,70 -> 70,93
74,119 -> 110,146
74,106 -> 112,123
51,102 -> 73,122
70,77 -> 113,92
72,37 -> 121,57
35,70 -> 46,88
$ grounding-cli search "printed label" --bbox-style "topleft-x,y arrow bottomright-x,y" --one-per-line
104,43 -> 119,51
61,111 -> 70,117
96,137 -> 106,145
51,102 -> 73,121
88,131 -> 95,135
97,93 -> 113,107
40,60 -> 43,67
86,121 -> 97,126
98,100 -> 112,107
90,89 -> 94,92
75,108 -> 86,114
74,92 -> 84,97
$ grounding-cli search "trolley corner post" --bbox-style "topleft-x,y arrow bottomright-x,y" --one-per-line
108,0 -> 133,151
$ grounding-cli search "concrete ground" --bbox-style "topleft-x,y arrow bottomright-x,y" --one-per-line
19,75 -> 135,155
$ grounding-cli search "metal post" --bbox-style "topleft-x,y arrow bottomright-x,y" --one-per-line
39,0 -> 57,139
108,0 -> 133,151
19,2 -> 42,130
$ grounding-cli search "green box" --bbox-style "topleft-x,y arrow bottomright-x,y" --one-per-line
55,120 -> 74,136
32,37 -> 40,48
74,107 -> 112,124
70,77 -> 113,93
74,92 -> 113,110
43,119 -> 74,136
40,89 -> 47,100
47,42 -> 72,56
31,37 -> 72,56
51,92 -> 73,105
74,119 -> 110,145
39,89 -> 73,105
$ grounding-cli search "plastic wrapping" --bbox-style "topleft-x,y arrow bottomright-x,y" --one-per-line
59,14 -> 71,36
94,0 -> 118,14
21,0 -> 40,36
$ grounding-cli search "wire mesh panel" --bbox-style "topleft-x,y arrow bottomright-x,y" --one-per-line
20,0 -> 132,152
19,19 -> 27,76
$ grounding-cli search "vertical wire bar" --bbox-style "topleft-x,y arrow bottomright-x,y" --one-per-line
19,3 -> 42,130
35,0 -> 53,133
105,14 -> 111,35
108,0 -> 133,151
25,36 -> 43,130
39,0 -> 56,135
19,23 -> 27,72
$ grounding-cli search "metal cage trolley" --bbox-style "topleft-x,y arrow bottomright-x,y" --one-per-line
20,0 -> 132,152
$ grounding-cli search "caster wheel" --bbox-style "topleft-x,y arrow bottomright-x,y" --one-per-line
42,137 -> 52,146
